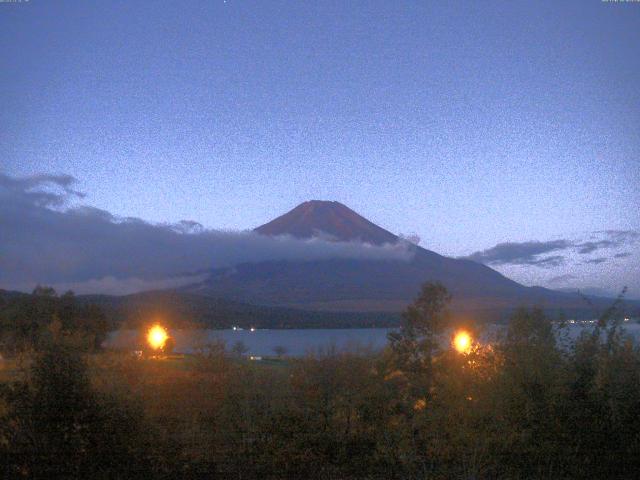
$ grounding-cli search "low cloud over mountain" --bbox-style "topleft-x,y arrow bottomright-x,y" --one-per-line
0,174 -> 412,294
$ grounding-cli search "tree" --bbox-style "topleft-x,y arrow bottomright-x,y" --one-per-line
231,340 -> 249,357
387,282 -> 451,393
562,289 -> 640,478
490,308 -> 566,477
32,285 -> 57,297
273,345 -> 287,358
163,336 -> 176,355
0,339 -> 155,478
0,287 -> 110,353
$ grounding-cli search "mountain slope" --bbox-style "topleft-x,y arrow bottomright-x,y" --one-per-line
184,201 -> 634,320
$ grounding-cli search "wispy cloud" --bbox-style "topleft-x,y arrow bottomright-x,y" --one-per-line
528,255 -> 566,267
463,240 -> 572,267
575,231 -> 639,254
0,173 -> 85,207
463,230 -> 639,268
575,240 -> 615,254
583,257 -> 608,265
548,274 -> 578,284
44,274 -> 210,296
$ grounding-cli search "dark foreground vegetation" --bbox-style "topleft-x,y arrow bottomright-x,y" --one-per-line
1,285 -> 639,479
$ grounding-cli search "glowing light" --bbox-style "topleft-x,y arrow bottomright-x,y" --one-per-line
413,398 -> 427,411
147,325 -> 168,350
453,330 -> 472,354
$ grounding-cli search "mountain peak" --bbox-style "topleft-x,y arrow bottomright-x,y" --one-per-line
255,201 -> 399,245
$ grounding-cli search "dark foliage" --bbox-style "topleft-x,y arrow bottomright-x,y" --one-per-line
0,287 -> 111,353
1,283 -> 640,478
0,340 -> 172,479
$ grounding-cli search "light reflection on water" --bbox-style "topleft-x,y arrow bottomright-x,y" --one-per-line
105,321 -> 640,357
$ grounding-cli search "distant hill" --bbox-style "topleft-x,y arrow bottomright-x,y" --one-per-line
1,288 -> 399,329
0,289 -> 27,301
77,290 -> 401,329
184,201 -> 638,321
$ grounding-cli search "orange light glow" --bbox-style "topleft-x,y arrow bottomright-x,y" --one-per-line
453,330 -> 472,354
147,325 -> 168,350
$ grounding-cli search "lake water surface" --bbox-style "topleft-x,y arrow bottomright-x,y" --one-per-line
105,321 -> 640,357
107,328 -> 392,356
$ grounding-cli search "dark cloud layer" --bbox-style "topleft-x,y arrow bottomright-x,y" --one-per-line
463,240 -> 572,267
0,174 -> 412,294
584,257 -> 608,265
464,231 -> 639,268
576,240 -> 615,255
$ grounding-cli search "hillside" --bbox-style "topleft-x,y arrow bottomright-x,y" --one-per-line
77,290 -> 401,329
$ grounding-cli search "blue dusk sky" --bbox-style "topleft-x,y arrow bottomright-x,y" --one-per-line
1,1 -> 639,297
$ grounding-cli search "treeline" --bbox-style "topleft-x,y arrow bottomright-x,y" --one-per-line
1,288 -> 401,337
1,284 -> 640,478
82,290 -> 403,329
0,286 -> 111,353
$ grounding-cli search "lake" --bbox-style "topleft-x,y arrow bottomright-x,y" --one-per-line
105,320 -> 640,357
105,328 -> 393,356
